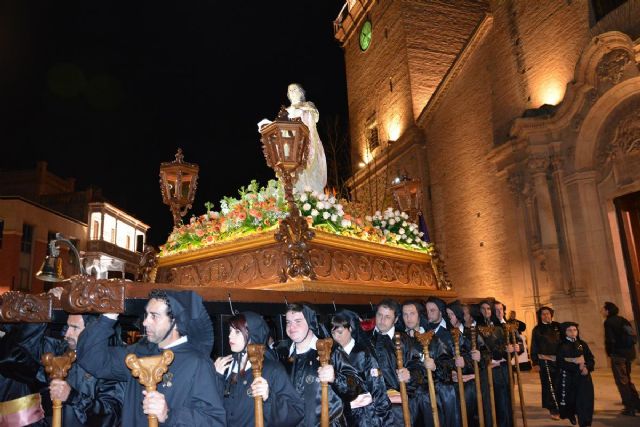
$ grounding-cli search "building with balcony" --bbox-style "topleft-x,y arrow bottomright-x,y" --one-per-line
0,162 -> 149,293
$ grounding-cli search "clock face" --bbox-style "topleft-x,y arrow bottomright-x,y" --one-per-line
359,20 -> 372,51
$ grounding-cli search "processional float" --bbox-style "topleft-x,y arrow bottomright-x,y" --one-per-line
0,104 -> 456,427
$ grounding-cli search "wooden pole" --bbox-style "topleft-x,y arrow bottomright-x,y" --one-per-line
415,331 -> 440,427
478,326 -> 497,427
42,351 -> 76,427
316,338 -> 334,427
393,333 -> 412,427
247,344 -> 266,427
502,326 -> 517,427
451,328 -> 468,427
126,350 -> 175,427
508,324 -> 528,427
470,326 -> 485,427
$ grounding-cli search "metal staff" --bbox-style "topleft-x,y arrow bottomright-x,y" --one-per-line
470,326 -> 485,427
248,344 -> 266,427
126,350 -> 175,427
451,328 -> 468,427
393,333 -> 411,427
502,325 -> 517,427
478,326 -> 497,427
317,338 -> 334,427
42,351 -> 76,427
416,331 -> 440,427
508,323 -> 528,427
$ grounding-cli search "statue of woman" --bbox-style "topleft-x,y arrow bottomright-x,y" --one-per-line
259,83 -> 327,194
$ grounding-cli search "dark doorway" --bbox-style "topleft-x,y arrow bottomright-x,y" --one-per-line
614,191 -> 640,333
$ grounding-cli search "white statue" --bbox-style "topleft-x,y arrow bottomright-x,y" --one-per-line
258,83 -> 327,194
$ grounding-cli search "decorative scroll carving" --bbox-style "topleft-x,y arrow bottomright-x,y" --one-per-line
61,276 -> 125,314
42,350 -> 76,380
275,215 -> 317,282
0,291 -> 52,322
599,109 -> 640,168
137,244 -> 158,283
125,350 -> 174,389
596,49 -> 631,86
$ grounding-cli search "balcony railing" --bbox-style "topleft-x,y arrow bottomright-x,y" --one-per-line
86,240 -> 141,265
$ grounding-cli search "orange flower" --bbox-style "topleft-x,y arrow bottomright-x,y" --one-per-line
237,212 -> 246,221
249,209 -> 263,219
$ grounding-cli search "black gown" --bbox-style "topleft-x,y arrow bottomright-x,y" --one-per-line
556,338 -> 594,427
455,326 -> 487,427
217,359 -> 304,427
478,322 -> 513,427
76,316 -> 226,427
423,326 -> 460,427
283,343 -> 363,427
367,329 -> 425,427
340,340 -> 393,427
530,322 -> 561,415
1,322 -> 124,427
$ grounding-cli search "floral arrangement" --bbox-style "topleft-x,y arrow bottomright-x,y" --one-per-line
159,180 -> 432,256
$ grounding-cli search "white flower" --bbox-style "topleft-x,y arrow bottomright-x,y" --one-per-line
389,219 -> 396,225
394,210 -> 400,216
394,235 -> 401,241
302,203 -> 311,211
331,214 -> 338,222
328,196 -> 336,204
381,220 -> 386,227
401,212 -> 409,219
421,241 -> 427,247
318,193 -> 326,201
402,221 -> 407,227
407,238 -> 413,244
341,219 -> 351,227
299,194 -> 308,202
311,191 -> 319,198
365,215 -> 372,222
375,210 -> 382,217
311,209 -> 319,217
336,204 -> 343,211
323,212 -> 330,220
399,228 -> 405,235
419,232 -> 424,237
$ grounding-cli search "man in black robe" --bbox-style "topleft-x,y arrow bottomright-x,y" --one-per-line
368,299 -> 425,427
424,297 -> 460,427
478,299 -> 513,427
76,289 -> 226,426
530,306 -> 561,420
446,300 -> 485,427
283,303 -> 363,427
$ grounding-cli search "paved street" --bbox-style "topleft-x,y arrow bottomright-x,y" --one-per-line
513,368 -> 640,426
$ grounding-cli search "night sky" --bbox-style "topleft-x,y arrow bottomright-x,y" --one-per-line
0,0 -> 349,246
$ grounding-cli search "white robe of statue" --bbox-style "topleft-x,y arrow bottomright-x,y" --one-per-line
258,83 -> 327,194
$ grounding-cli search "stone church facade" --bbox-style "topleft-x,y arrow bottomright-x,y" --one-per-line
335,0 -> 640,360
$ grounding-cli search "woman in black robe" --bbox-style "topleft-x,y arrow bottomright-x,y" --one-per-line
214,311 -> 304,427
556,322 -> 594,427
530,306 -> 561,419
330,310 -> 393,427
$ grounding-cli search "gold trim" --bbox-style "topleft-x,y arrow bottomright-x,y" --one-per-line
0,393 -> 41,415
311,231 -> 429,262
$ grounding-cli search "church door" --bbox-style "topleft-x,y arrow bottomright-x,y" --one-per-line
614,191 -> 640,332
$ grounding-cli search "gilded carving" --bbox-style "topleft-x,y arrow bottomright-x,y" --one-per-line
42,351 -> 76,380
0,291 -> 53,323
61,276 -> 125,314
596,49 -> 631,86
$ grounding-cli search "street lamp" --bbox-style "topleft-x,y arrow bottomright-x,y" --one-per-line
35,233 -> 87,282
259,106 -> 316,281
159,148 -> 199,227
390,171 -> 423,223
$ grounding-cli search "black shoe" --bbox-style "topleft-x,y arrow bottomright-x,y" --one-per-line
568,414 -> 577,425
621,408 -> 636,416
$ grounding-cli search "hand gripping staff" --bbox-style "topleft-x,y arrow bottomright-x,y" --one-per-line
415,331 -> 440,427
470,326 -> 485,427
393,332 -> 412,427
247,344 -> 266,427
507,323 -> 528,427
42,350 -> 76,427
125,350 -> 175,427
316,338 -> 334,427
451,328 -> 468,427
478,325 -> 497,427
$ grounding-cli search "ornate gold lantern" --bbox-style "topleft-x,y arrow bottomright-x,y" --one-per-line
159,149 -> 199,227
390,172 -> 423,223
259,107 -> 310,214
259,107 -> 316,281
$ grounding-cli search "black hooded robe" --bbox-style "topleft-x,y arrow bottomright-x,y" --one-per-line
530,318 -> 561,415
556,336 -> 594,427
478,321 -> 513,427
76,316 -> 226,427
217,312 -> 304,427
